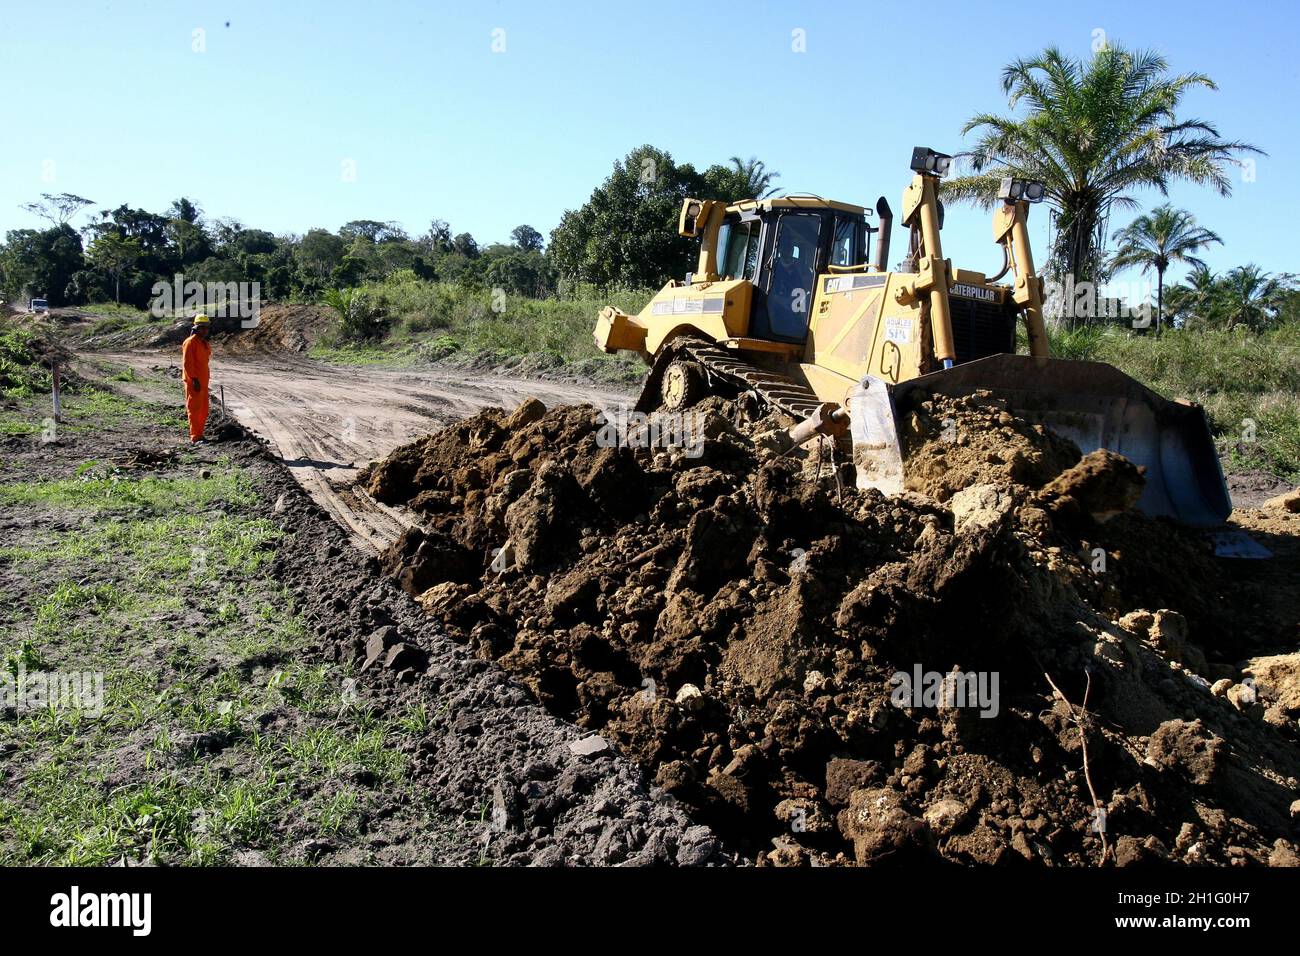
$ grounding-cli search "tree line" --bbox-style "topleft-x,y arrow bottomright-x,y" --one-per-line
0,153 -> 778,313
0,194 -> 557,309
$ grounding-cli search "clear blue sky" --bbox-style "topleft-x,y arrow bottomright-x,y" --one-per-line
3,0 -> 1296,285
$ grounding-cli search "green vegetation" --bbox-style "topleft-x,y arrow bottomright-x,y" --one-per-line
83,301 -> 155,319
0,142 -> 772,318
311,276 -> 649,381
28,387 -> 186,434
87,311 -> 153,337
547,147 -> 778,290
0,469 -> 254,511
0,454 -> 437,864
0,358 -> 185,439
1109,204 -> 1223,333
0,325 -> 55,398
1034,322 -> 1300,480
1166,265 -> 1296,332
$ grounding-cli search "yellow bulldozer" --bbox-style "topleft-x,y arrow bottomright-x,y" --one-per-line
593,146 -> 1231,526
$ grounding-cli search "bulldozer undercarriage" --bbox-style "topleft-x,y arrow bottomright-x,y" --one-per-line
637,340 -> 825,422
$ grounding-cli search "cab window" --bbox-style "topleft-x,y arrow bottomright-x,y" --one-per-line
830,214 -> 866,267
718,217 -> 762,280
758,212 -> 822,340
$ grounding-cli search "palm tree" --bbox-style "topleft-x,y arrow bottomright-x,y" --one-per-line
944,45 -> 1259,285
1108,205 -> 1221,333
1165,263 -> 1220,328
729,156 -> 780,199
1217,265 -> 1290,331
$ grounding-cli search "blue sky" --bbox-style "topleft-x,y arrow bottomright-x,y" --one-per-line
2,0 -> 1295,285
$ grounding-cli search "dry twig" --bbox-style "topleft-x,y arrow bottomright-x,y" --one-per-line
1044,668 -> 1111,865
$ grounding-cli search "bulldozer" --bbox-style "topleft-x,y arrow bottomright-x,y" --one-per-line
593,146 -> 1231,527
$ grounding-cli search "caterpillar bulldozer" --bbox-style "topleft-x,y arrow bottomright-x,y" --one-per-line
593,146 -> 1231,526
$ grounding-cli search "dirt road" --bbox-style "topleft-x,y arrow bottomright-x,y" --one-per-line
103,352 -> 632,554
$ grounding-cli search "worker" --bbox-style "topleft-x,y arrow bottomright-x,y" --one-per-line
180,314 -> 212,443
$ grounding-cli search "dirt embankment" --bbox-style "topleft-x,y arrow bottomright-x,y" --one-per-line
39,303 -> 332,354
210,304 -> 331,355
361,390 -> 1300,866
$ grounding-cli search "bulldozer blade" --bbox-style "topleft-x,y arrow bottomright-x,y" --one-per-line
850,354 -> 1232,527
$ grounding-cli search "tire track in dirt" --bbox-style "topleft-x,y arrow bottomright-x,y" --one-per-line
100,351 -> 633,553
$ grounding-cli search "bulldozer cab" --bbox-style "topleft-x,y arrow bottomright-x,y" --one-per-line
714,199 -> 873,344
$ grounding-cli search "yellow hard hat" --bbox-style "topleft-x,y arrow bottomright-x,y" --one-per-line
192,314 -> 210,325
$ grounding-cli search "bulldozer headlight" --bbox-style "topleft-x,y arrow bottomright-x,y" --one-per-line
999,177 -> 1046,203
910,147 -> 952,178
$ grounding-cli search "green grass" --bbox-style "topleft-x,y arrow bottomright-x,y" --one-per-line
314,276 -> 649,381
0,416 -> 41,436
309,341 -> 418,367
1027,322 -> 1300,481
0,385 -> 187,437
0,453 -> 422,865
81,305 -> 159,339
0,470 -> 254,512
0,377 -> 475,865
71,387 -> 187,428
82,302 -> 155,320
0,766 -> 284,865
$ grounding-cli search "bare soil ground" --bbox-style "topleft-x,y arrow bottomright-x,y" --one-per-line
95,351 -> 631,555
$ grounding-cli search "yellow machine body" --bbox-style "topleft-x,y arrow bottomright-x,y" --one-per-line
593,158 -> 1230,526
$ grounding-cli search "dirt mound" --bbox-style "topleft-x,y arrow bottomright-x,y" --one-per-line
899,390 -> 1082,502
213,304 -> 331,354
361,394 -> 1300,866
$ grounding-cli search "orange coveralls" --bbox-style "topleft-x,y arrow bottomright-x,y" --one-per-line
181,334 -> 212,441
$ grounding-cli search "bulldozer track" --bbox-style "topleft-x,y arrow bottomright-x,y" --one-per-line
678,342 -> 827,421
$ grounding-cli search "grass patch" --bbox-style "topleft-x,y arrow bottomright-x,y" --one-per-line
0,415 -> 41,436
83,302 -> 156,320
0,766 -> 284,865
0,457 -> 418,865
0,382 -> 472,865
314,276 -> 650,380
309,341 -> 417,367
0,469 -> 254,512
0,324 -> 57,399
66,387 -> 187,429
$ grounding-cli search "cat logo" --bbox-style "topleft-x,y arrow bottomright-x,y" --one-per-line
950,283 -> 998,302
